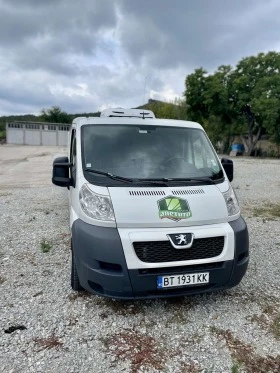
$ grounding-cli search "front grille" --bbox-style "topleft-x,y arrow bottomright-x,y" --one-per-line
133,237 -> 224,263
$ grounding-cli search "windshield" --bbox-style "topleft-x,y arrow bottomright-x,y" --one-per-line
81,124 -> 222,181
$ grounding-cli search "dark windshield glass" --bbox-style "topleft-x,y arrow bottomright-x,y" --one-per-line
81,125 -> 222,180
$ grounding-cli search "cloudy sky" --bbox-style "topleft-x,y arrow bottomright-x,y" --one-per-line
0,0 -> 279,115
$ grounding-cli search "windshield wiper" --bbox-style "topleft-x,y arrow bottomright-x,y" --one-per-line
85,168 -> 135,183
84,168 -> 168,185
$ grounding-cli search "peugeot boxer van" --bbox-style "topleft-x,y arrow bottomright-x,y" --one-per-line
52,109 -> 249,299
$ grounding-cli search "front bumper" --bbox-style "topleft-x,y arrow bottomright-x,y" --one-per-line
71,217 -> 249,299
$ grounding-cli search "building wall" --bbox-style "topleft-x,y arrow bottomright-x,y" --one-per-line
7,128 -> 24,144
6,122 -> 70,146
25,130 -> 41,145
58,130 -> 69,146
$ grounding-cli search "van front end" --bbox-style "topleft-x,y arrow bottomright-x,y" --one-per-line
71,184 -> 249,299
52,114 -> 249,299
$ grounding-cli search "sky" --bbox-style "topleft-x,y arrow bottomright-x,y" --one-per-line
0,0 -> 279,115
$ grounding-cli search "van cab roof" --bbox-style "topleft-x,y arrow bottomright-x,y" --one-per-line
72,117 -> 204,131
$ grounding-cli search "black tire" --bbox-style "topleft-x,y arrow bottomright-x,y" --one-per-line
71,244 -> 83,291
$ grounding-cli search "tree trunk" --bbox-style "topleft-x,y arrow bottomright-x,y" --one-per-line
240,126 -> 261,156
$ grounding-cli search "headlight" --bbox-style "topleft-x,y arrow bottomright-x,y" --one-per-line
223,185 -> 239,216
79,184 -> 115,221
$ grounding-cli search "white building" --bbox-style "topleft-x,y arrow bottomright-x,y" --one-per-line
6,121 -> 70,146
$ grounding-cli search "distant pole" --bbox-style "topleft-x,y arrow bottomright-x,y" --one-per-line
143,76 -> 147,105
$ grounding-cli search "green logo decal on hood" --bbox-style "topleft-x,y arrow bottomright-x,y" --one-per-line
158,196 -> 192,221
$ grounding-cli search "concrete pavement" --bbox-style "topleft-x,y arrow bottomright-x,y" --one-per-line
0,145 -> 67,189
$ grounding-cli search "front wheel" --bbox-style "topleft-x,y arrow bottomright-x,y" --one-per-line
71,244 -> 83,291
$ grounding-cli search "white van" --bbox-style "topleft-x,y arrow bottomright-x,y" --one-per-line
52,109 -> 249,299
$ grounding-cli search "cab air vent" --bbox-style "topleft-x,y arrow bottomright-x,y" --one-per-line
172,189 -> 205,195
129,190 -> 166,196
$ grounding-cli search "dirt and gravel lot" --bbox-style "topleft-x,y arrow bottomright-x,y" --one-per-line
0,145 -> 280,373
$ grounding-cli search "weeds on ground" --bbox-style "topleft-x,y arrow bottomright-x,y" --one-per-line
180,360 -> 203,372
33,333 -> 63,351
102,299 -> 143,316
0,275 -> 6,284
250,303 -> 280,340
101,329 -> 166,373
211,327 -> 280,372
40,239 -> 52,253
271,314 -> 280,340
68,291 -> 91,302
253,203 -> 280,218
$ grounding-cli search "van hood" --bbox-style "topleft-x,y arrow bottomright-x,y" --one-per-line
108,184 -> 229,228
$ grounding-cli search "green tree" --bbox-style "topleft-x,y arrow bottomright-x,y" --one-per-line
138,98 -> 187,120
40,106 -> 71,123
184,52 -> 280,156
229,52 -> 280,154
184,68 -> 208,123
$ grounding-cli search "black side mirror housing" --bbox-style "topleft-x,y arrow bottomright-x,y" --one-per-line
221,158 -> 234,182
52,156 -> 72,187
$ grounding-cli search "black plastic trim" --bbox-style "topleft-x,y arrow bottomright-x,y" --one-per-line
71,219 -> 133,297
228,216 -> 249,287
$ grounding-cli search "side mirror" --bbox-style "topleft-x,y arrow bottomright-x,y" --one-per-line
221,158 -> 233,182
52,156 -> 72,187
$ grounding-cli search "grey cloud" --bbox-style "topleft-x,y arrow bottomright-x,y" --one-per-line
0,0 -> 117,50
0,0 -> 118,78
0,81 -> 55,108
0,0 -> 279,115
118,0 -> 280,70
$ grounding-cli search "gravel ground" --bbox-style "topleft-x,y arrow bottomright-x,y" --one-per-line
0,149 -> 280,373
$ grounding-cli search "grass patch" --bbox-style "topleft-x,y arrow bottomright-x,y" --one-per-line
253,203 -> 280,218
231,363 -> 240,373
0,129 -> 6,140
40,239 -> 52,253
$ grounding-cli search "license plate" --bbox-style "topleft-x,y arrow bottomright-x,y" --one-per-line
157,272 -> 209,288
